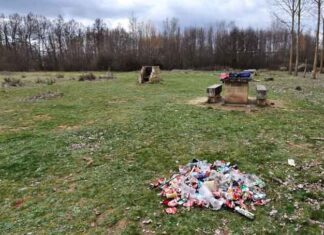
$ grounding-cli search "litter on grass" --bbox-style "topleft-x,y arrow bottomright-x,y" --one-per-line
151,159 -> 269,219
288,159 -> 296,167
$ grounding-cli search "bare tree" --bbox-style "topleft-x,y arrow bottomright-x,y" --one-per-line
272,0 -> 298,74
320,16 -> 324,73
294,0 -> 304,76
0,13 -> 318,72
312,0 -> 322,79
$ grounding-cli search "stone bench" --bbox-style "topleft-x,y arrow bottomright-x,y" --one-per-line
256,85 -> 267,106
207,84 -> 222,103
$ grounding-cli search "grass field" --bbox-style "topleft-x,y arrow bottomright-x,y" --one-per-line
0,70 -> 323,234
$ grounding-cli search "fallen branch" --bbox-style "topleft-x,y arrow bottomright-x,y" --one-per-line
270,177 -> 284,184
310,137 -> 324,141
82,157 -> 94,167
308,219 -> 324,229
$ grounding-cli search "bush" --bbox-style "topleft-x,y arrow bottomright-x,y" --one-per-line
35,78 -> 45,84
2,77 -> 24,87
35,78 -> 56,85
56,74 -> 64,79
46,78 -> 56,85
79,73 -> 96,81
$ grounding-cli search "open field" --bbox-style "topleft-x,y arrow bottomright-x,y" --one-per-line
0,71 -> 323,234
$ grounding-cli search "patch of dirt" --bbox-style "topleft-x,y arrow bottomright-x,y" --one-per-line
107,99 -> 127,104
0,126 -> 31,133
277,173 -> 323,194
56,125 -> 81,131
86,120 -> 96,125
12,197 -> 30,209
139,219 -> 156,235
286,141 -> 313,150
67,182 -> 76,193
27,91 -> 63,101
300,159 -> 323,171
187,97 -> 286,112
2,109 -> 15,114
94,208 -> 115,226
33,114 -> 52,121
107,218 -> 128,235
82,156 -> 94,167
266,99 -> 286,109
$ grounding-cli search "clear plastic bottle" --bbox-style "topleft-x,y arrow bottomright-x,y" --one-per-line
198,185 -> 223,210
180,182 -> 196,199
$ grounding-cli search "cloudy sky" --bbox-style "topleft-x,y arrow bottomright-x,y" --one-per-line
0,0 -> 273,29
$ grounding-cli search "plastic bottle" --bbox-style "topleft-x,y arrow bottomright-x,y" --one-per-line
180,182 -> 196,199
246,174 -> 265,188
234,206 -> 255,220
198,185 -> 223,210
230,170 -> 242,182
252,193 -> 266,201
197,160 -> 210,172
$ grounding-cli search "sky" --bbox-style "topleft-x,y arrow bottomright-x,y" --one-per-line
0,0 -> 274,29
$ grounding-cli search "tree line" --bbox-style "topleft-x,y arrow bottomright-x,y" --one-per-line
0,13 -> 319,73
272,0 -> 323,79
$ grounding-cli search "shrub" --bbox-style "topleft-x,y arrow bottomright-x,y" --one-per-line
35,78 -> 56,85
35,78 -> 45,84
46,78 -> 56,85
56,74 -> 64,79
79,73 -> 96,81
2,77 -> 24,87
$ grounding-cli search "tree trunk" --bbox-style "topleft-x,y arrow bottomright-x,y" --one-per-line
294,0 -> 301,76
289,0 -> 296,75
304,59 -> 307,78
312,1 -> 321,79
320,17 -> 324,73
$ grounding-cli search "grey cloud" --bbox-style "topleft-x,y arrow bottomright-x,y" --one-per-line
0,0 -> 271,28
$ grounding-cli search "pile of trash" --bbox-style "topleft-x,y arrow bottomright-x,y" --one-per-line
151,160 -> 268,219
220,71 -> 253,82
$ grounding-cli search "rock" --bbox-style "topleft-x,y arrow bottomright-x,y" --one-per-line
269,209 -> 278,217
142,219 -> 152,225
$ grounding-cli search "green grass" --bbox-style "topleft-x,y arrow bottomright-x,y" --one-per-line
0,71 -> 323,234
